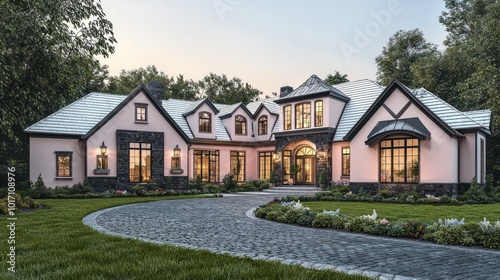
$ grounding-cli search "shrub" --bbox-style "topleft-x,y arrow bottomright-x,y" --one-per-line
260,182 -> 270,189
0,194 -> 39,215
284,209 -> 306,224
165,177 -> 173,189
269,170 -> 276,184
404,222 -> 426,239
364,223 -> 406,237
434,226 -> 476,246
222,173 -> 237,191
296,211 -> 317,227
241,183 -> 255,191
377,189 -> 393,198
344,217 -> 375,233
479,232 -> 500,249
312,213 -> 345,229
131,185 -> 145,196
205,184 -> 220,193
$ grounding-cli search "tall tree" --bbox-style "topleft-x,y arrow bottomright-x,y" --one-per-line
0,0 -> 116,186
375,29 -> 438,87
197,73 -> 262,104
324,71 -> 349,85
105,65 -> 173,95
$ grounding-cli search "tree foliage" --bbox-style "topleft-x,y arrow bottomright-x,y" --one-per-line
375,29 -> 438,87
324,71 -> 349,85
196,73 -> 262,104
0,0 -> 116,185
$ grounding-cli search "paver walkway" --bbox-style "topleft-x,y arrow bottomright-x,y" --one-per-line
83,190 -> 500,280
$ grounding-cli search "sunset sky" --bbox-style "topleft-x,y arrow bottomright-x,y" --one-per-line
99,0 -> 448,95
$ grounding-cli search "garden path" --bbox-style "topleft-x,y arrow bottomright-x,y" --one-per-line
83,189 -> 500,280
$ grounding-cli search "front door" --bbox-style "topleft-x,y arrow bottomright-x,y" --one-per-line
296,157 -> 314,184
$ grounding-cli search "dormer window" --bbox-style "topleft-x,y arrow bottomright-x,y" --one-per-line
199,112 -> 211,133
258,116 -> 268,135
235,115 -> 247,135
284,105 -> 291,130
295,103 -> 311,129
135,103 -> 148,122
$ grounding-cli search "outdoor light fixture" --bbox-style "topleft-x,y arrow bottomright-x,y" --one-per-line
173,145 -> 181,157
273,152 -> 281,162
100,141 -> 107,155
317,146 -> 327,161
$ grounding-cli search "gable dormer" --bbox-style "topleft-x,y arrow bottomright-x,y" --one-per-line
274,75 -> 349,133
218,103 -> 254,141
182,99 -> 219,139
252,103 -> 279,141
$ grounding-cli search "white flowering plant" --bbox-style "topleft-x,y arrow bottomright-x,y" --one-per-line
322,209 -> 340,217
436,218 -> 465,227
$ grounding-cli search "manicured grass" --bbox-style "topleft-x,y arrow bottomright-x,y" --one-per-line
0,196 -> 367,280
303,201 -> 500,224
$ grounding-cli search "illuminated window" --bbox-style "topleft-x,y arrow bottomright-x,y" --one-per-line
199,112 -> 211,133
380,138 -> 419,183
235,115 -> 247,135
342,147 -> 350,176
284,105 -> 291,130
259,152 -> 273,180
295,103 -> 311,129
258,116 -> 267,135
315,100 -> 323,127
56,152 -> 72,177
193,150 -> 219,182
230,151 -> 245,182
135,103 -> 148,122
129,142 -> 151,183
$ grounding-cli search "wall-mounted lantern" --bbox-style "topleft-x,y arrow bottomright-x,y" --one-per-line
273,152 -> 281,162
100,141 -> 107,155
173,145 -> 181,157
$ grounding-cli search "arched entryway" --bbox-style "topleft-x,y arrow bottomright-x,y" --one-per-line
295,146 -> 316,184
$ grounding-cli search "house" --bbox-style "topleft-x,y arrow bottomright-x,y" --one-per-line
25,75 -> 492,195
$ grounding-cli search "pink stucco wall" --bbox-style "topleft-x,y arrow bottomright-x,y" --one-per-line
253,107 -> 277,142
477,132 -> 486,184
86,91 -> 188,178
460,133 -> 476,183
30,137 -> 85,187
327,98 -> 346,128
223,106 -> 254,142
350,88 -> 458,184
332,142 -> 350,182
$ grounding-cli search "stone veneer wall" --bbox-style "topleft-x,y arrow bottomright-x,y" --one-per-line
274,129 -> 335,185
349,182 -> 471,197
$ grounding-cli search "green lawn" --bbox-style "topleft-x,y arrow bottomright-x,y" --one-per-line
303,201 -> 500,224
0,196 -> 367,280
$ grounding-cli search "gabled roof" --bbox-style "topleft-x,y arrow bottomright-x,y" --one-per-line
182,98 -> 219,116
344,80 -> 465,141
274,74 -> 350,104
217,102 -> 253,119
365,118 -> 431,146
83,85 -> 190,142
247,98 -> 280,118
332,79 -> 384,141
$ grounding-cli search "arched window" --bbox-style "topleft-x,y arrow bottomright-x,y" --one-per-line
258,116 -> 267,135
296,146 -> 316,156
199,112 -> 211,133
235,115 -> 247,135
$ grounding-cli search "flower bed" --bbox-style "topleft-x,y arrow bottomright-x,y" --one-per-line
254,198 -> 500,249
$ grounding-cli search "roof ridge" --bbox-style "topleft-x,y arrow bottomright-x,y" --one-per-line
414,88 -> 485,129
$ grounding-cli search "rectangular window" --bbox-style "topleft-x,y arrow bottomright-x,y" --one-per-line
230,151 -> 245,182
199,112 -> 212,133
295,103 -> 311,129
56,152 -> 72,177
284,105 -> 291,130
259,152 -> 274,180
342,147 -> 350,176
194,150 -> 219,182
135,103 -> 148,122
480,139 -> 485,183
258,116 -> 267,135
171,157 -> 180,170
283,150 -> 291,182
315,100 -> 323,127
380,139 -> 419,183
129,142 -> 151,183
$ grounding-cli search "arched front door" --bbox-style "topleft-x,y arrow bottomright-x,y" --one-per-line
295,146 -> 315,184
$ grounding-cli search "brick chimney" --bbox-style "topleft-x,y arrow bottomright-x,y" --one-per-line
279,86 -> 293,98
146,81 -> 163,104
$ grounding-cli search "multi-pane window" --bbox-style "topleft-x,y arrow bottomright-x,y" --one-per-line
480,139 -> 485,183
258,116 -> 267,135
129,142 -> 151,183
230,151 -> 246,182
295,103 -> 311,129
315,100 -> 323,127
380,138 -> 419,183
259,152 -> 274,180
194,150 -> 219,182
284,105 -> 291,130
199,112 -> 211,133
135,104 -> 148,122
235,115 -> 247,135
342,147 -> 350,176
283,150 -> 291,181
56,152 -> 72,177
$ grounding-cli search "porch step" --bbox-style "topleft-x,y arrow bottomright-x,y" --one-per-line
264,185 -> 321,192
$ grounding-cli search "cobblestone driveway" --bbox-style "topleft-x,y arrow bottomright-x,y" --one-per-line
83,192 -> 500,280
